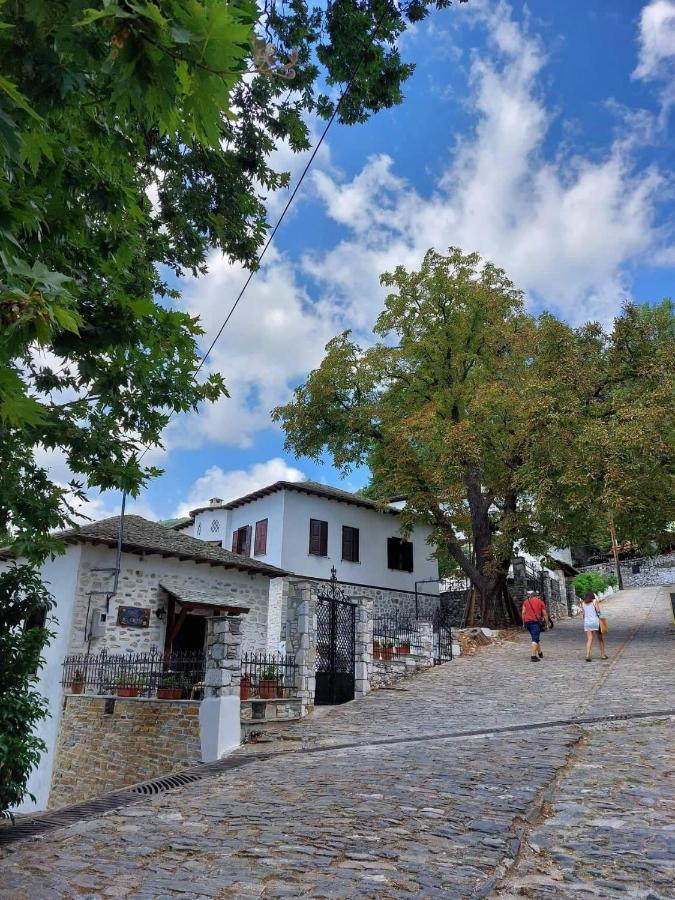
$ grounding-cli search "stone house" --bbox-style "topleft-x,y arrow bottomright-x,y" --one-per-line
4,515 -> 288,813
177,480 -> 440,616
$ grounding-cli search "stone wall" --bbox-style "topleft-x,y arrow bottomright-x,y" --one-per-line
371,622 -> 435,689
70,545 -> 274,656
577,553 -> 675,588
50,696 -> 201,808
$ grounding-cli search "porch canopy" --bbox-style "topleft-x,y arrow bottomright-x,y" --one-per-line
160,579 -> 250,616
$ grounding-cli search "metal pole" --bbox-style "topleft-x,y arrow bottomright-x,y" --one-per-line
608,512 -> 624,590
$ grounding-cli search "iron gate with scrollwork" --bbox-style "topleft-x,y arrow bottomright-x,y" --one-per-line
315,571 -> 356,705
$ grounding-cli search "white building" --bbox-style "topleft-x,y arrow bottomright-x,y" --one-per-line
181,480 -> 439,595
2,515 -> 288,813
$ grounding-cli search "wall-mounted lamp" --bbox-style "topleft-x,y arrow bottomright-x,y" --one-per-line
155,606 -> 166,621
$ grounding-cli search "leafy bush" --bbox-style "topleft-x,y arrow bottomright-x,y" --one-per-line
574,572 -> 617,598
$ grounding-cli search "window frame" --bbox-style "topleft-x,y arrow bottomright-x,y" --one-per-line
309,518 -> 328,557
341,525 -> 360,563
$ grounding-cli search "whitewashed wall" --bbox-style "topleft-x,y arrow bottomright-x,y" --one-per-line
13,545 -> 82,814
280,491 -> 438,592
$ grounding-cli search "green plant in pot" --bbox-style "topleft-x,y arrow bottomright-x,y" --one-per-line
258,664 -> 278,700
381,641 -> 395,662
70,669 -> 85,694
113,673 -> 144,698
157,674 -> 185,700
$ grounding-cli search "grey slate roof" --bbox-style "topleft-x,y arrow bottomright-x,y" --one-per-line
189,480 -> 400,518
159,579 -> 251,612
53,515 -> 289,577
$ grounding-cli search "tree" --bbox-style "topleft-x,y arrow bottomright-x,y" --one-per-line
0,0 -> 469,815
273,249 -> 674,627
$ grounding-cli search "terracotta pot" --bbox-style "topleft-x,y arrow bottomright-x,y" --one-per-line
381,647 -> 394,662
70,681 -> 85,694
258,679 -> 277,700
397,644 -> 410,657
116,686 -> 140,698
240,675 -> 252,701
157,688 -> 182,700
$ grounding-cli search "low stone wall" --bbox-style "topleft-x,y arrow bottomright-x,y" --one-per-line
241,697 -> 303,723
370,653 -> 434,689
50,695 -> 201,808
577,553 -> 675,588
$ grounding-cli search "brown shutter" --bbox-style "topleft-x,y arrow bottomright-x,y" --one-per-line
387,537 -> 398,569
310,519 -> 328,556
242,525 -> 252,556
402,540 -> 414,572
352,527 -> 359,563
232,531 -> 238,553
254,519 -> 268,555
342,526 -> 351,561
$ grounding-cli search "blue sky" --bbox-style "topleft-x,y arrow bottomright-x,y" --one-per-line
89,0 -> 675,523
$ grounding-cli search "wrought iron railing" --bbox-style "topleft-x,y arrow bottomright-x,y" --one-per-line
372,615 -> 423,660
61,648 -> 206,699
240,651 -> 298,700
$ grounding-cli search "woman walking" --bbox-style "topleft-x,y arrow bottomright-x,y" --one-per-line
582,591 -> 608,662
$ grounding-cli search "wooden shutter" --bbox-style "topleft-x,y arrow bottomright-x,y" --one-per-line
232,531 -> 238,553
254,519 -> 268,555
387,537 -> 399,569
401,540 -> 414,572
309,519 -> 328,556
242,525 -> 252,556
342,526 -> 359,562
309,519 -> 321,555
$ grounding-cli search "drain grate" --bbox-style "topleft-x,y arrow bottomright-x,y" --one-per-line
128,771 -> 207,795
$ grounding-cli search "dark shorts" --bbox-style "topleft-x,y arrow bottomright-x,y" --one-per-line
525,621 -> 542,643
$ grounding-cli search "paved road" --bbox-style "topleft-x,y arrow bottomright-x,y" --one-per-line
1,585 -> 673,899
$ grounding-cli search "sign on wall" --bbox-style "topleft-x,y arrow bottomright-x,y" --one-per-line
116,606 -> 151,628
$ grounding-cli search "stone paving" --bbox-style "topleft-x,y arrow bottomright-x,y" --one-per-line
1,585 -> 673,898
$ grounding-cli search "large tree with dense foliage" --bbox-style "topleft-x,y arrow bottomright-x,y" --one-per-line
273,249 -> 674,626
0,0 -> 467,815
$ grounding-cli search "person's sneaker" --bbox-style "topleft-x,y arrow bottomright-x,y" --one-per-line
538,651 -> 544,659
530,655 -> 540,662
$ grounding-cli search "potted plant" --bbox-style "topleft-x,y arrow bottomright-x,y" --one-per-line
381,641 -> 395,662
396,641 -> 411,657
114,674 -> 143,698
70,669 -> 85,694
372,639 -> 382,660
258,664 -> 278,700
157,674 -> 184,700
240,672 -> 252,701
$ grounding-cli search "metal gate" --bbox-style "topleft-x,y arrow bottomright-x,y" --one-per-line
315,570 -> 356,705
431,607 -> 454,665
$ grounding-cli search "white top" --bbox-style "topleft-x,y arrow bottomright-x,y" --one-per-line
582,601 -> 600,630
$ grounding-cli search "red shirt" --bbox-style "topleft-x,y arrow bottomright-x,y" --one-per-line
522,596 -> 546,623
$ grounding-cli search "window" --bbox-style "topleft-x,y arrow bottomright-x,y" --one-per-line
254,519 -> 268,556
309,519 -> 328,556
387,536 -> 414,572
342,526 -> 360,563
231,525 -> 252,555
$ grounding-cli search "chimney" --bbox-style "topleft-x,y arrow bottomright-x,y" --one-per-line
209,497 -> 223,506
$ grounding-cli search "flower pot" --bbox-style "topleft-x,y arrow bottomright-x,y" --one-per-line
381,647 -> 394,662
240,675 -> 252,701
116,686 -> 140,698
373,641 -> 381,659
157,688 -> 182,700
396,644 -> 410,657
258,678 -> 277,700
70,681 -> 85,694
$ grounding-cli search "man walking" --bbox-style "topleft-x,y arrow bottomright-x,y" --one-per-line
522,590 -> 550,662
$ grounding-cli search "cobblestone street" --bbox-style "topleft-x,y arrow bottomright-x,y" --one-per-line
1,585 -> 673,899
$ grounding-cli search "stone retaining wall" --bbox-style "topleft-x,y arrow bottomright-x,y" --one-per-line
370,653 -> 434,689
577,553 -> 675,588
50,695 -> 201,808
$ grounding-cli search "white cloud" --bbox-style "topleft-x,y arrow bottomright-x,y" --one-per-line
633,0 -> 675,81
174,457 -> 307,516
165,246 -> 341,450
303,2 -> 667,326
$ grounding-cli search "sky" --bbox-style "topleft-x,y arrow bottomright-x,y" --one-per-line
82,0 -> 675,524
